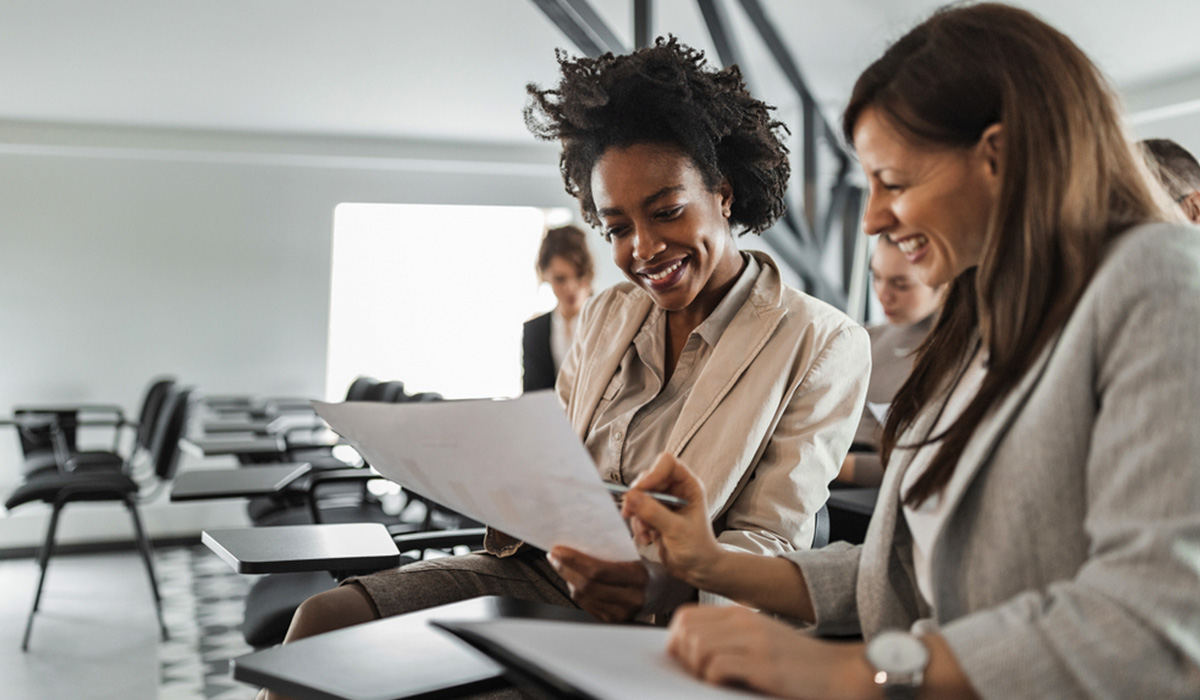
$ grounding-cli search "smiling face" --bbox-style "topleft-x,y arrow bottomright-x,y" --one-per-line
854,107 -> 1000,288
591,142 -> 743,319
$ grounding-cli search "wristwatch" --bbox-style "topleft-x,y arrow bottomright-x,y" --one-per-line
865,630 -> 930,700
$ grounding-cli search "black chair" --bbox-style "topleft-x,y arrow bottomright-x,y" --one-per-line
16,377 -> 176,478
242,379 -> 431,524
239,525 -> 487,648
4,386 -> 194,650
825,487 -> 877,546
343,376 -> 380,401
812,502 -> 830,549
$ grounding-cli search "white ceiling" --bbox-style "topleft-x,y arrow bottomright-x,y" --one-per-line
0,0 -> 1197,144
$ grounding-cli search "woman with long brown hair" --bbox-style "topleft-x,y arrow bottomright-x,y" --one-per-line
624,4 -> 1200,697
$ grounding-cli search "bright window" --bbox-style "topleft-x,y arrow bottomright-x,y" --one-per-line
326,203 -> 563,401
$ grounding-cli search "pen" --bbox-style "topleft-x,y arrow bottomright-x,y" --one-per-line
603,482 -> 688,509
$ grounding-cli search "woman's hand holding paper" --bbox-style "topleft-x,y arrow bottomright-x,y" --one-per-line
546,547 -> 648,622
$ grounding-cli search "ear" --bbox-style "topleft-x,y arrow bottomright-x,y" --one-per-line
1184,191 -> 1200,225
976,123 -> 1004,192
718,179 -> 734,219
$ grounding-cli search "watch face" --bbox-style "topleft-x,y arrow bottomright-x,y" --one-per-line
866,631 -> 930,675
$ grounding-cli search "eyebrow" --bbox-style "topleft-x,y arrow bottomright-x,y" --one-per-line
597,185 -> 686,217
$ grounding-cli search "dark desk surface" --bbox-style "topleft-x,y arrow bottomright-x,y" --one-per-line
180,435 -> 286,457
202,522 -> 402,575
232,596 -> 597,700
201,418 -> 273,434
827,486 -> 881,516
170,463 -> 311,502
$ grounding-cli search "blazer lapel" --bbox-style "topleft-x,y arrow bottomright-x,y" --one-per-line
934,330 -> 1065,524
570,289 -> 653,439
667,256 -> 786,455
858,392 -> 941,636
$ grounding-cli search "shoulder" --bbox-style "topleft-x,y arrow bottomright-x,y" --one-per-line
578,281 -> 642,325
1096,222 -> 1200,289
746,251 -> 869,365
1086,222 -> 1200,314
523,311 -> 552,331
775,274 -> 867,349
570,281 -> 649,349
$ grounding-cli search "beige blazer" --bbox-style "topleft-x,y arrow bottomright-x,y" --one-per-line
557,251 -> 869,566
790,223 -> 1200,698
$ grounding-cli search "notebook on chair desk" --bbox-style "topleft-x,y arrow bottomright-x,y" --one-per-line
433,618 -> 766,700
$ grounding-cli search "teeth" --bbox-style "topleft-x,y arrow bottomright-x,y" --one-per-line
896,235 -> 928,254
645,259 -> 684,281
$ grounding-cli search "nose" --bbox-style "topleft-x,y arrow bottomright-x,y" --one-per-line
861,188 -> 897,237
632,227 -> 666,262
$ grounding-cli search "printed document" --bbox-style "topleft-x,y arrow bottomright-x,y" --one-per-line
313,392 -> 639,561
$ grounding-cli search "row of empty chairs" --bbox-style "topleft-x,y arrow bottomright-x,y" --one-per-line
3,378 -> 192,650
182,376 -> 480,648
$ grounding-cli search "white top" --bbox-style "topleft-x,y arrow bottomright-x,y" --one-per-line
900,347 -> 989,607
549,307 -> 578,370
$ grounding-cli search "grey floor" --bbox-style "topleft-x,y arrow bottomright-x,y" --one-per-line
0,548 -> 257,700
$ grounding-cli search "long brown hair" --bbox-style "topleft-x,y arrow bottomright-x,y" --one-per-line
843,3 -> 1173,506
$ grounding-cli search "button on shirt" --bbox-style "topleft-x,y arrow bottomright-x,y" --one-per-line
585,254 -> 760,485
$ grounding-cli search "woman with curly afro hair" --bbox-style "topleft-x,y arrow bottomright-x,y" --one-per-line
262,40 -> 868,696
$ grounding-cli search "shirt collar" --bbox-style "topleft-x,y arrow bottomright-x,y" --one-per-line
694,252 -> 758,347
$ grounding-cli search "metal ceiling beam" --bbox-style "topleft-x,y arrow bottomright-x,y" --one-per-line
733,0 -> 844,153
531,0 -> 628,58
634,0 -> 653,49
696,0 -> 743,69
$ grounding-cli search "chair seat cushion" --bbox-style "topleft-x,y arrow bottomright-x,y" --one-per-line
254,501 -> 401,527
22,450 -> 124,478
242,572 -> 338,647
5,471 -> 137,510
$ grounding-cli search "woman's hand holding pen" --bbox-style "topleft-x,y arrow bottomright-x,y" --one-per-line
621,453 -> 725,589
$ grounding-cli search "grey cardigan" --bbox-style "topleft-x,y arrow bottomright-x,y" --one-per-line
788,223 -> 1200,698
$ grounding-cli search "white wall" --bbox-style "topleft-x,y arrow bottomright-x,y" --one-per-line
0,120 -> 577,550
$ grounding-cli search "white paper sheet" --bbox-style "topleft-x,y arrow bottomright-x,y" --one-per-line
437,619 -> 765,700
313,392 -> 639,562
866,401 -> 890,425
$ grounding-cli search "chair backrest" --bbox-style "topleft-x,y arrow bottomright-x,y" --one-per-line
367,380 -> 404,402
344,376 -> 379,401
148,387 -> 194,481
13,409 -> 75,456
134,377 -> 176,451
379,381 -> 409,403
812,503 -> 830,549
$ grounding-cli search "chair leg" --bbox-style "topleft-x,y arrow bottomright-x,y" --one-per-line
22,502 -> 64,651
126,499 -> 169,642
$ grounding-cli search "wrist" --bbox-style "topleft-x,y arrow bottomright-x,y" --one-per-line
839,643 -> 883,700
686,544 -> 733,591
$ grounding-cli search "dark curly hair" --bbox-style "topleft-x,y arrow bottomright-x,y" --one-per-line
525,36 -> 790,236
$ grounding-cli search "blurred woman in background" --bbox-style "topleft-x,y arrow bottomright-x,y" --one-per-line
522,224 -> 594,392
